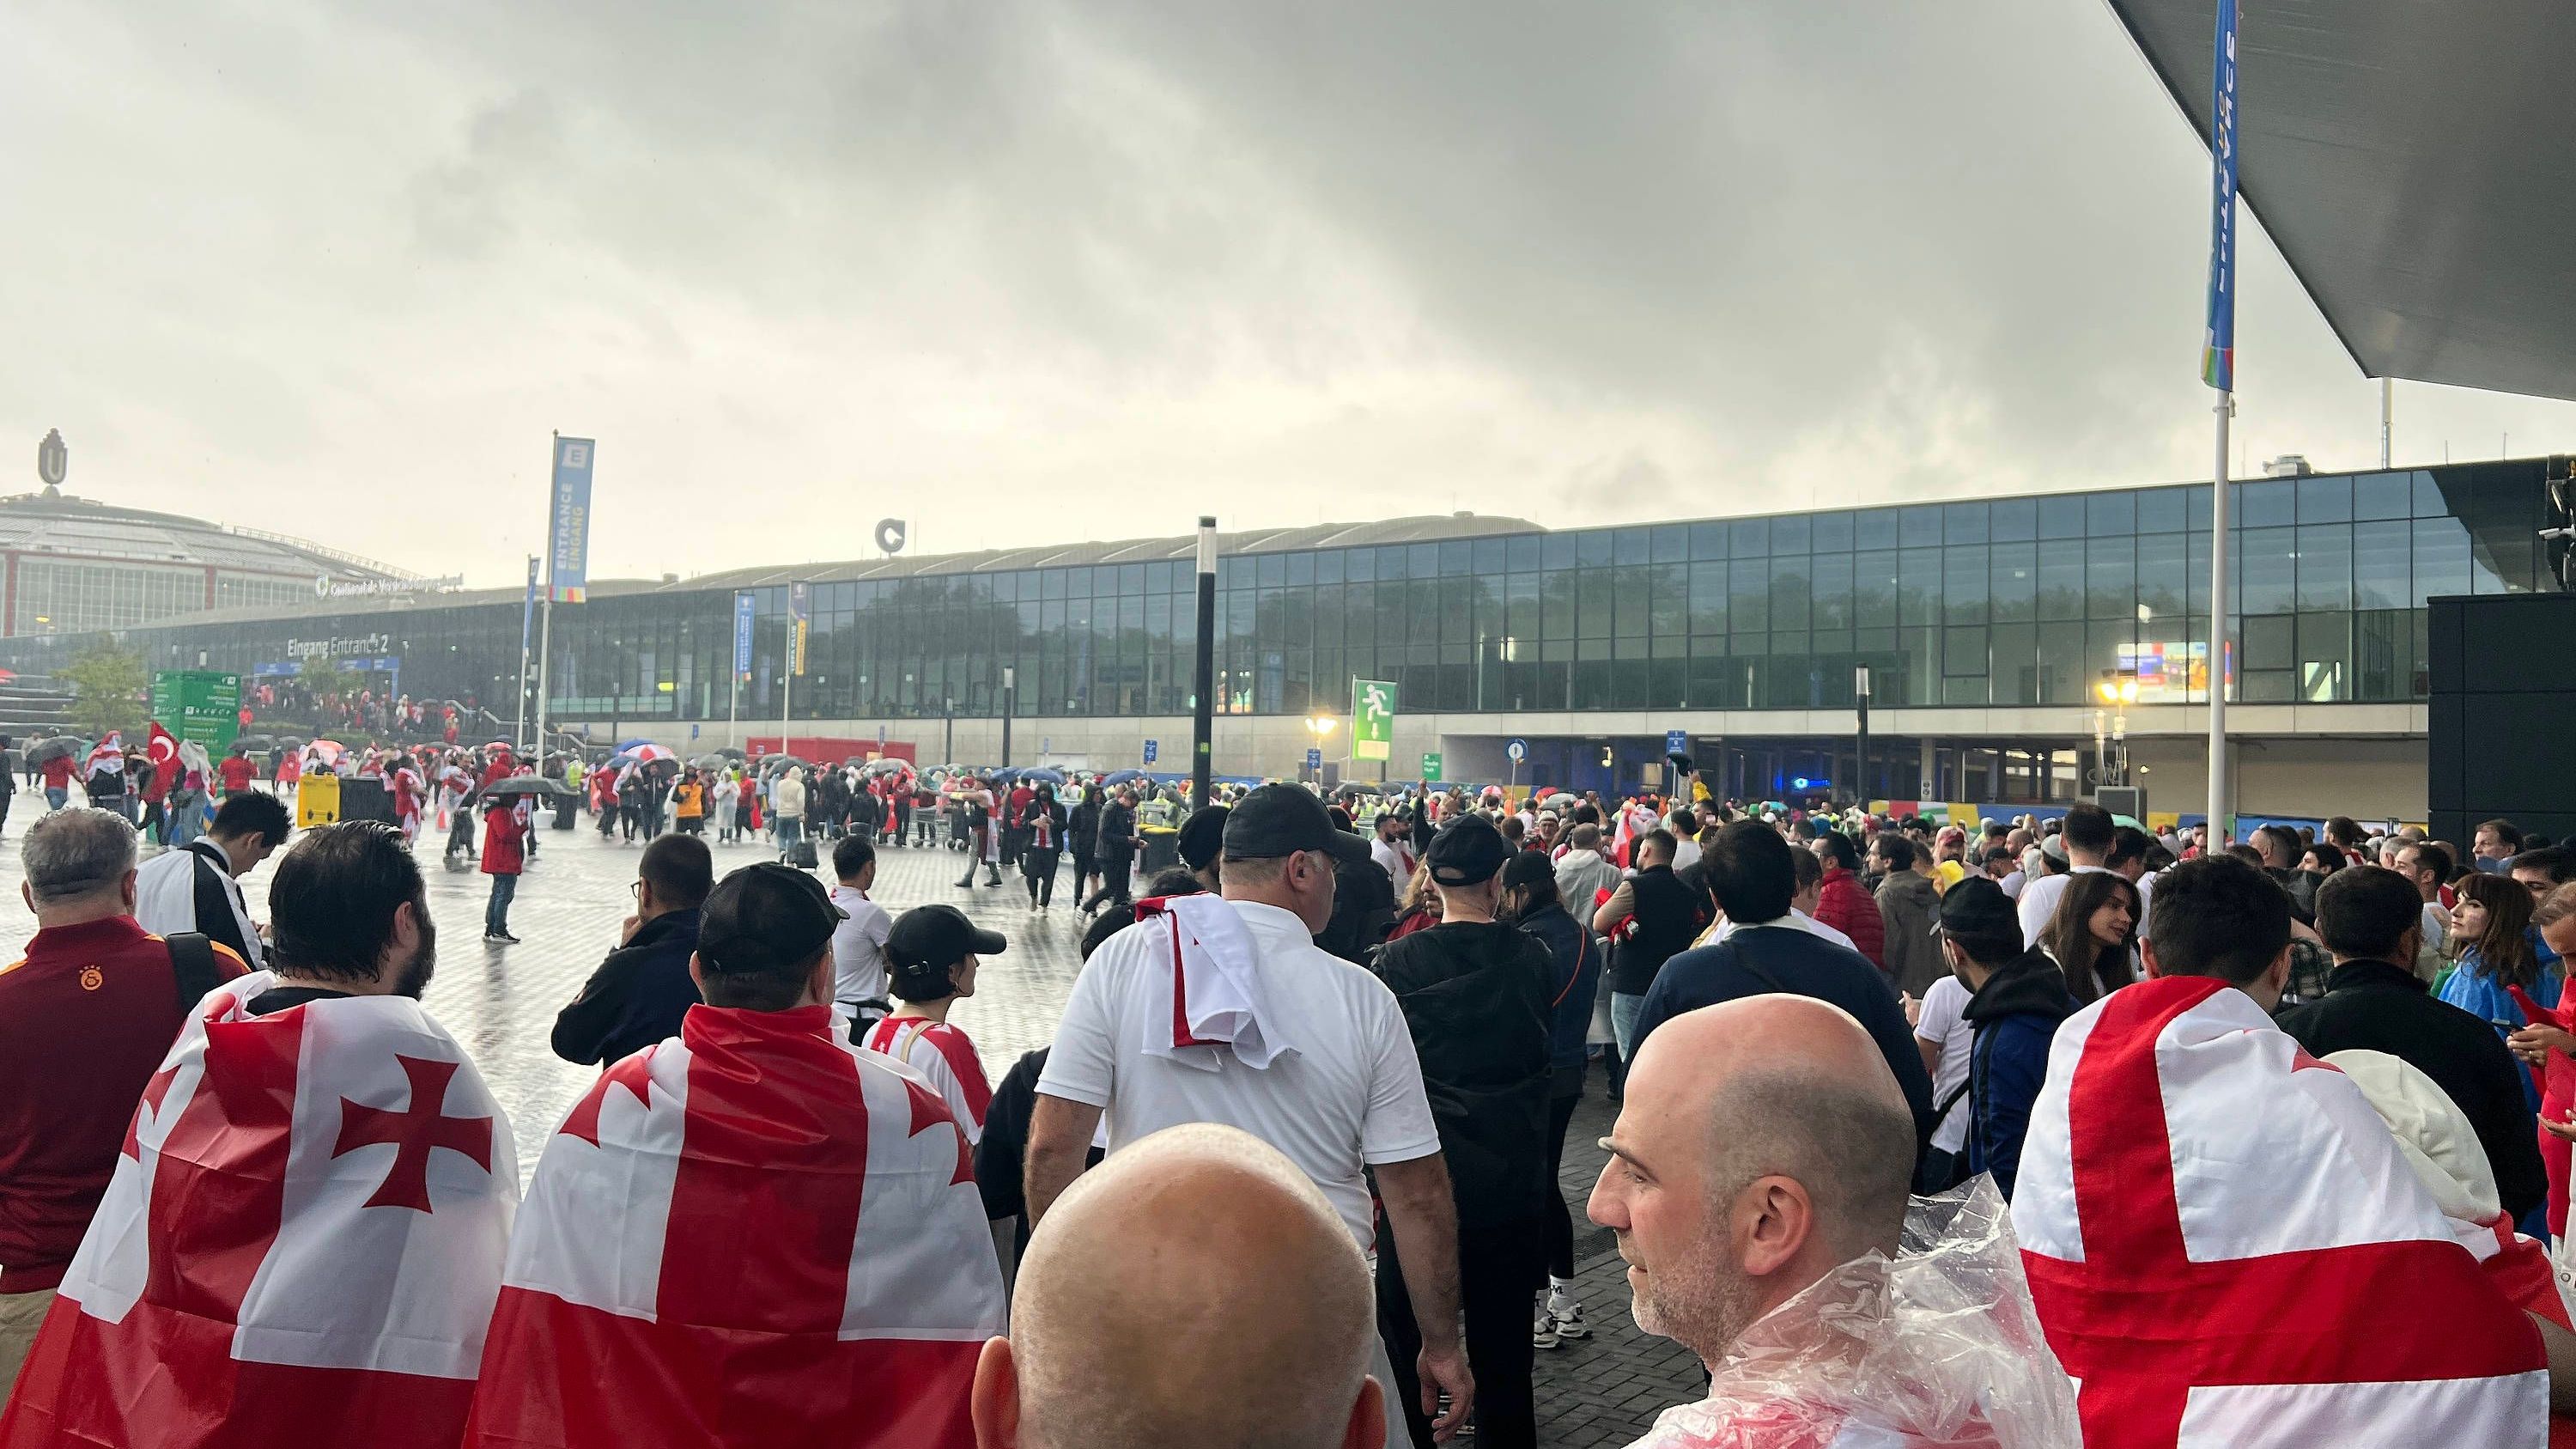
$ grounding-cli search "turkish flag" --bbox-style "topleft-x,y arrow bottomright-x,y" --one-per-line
0,975 -> 520,1449
465,1004 -> 1004,1448
2012,976 -> 2547,1446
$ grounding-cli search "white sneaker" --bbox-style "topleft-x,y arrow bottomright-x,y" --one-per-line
1549,1302 -> 1591,1341
1531,1307 -> 1560,1350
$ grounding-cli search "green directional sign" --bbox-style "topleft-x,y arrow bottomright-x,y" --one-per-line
1420,751 -> 1443,782
1352,678 -> 1396,762
150,670 -> 241,752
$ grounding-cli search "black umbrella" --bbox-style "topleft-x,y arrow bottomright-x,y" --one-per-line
690,752 -> 732,769
708,746 -> 748,760
465,776 -> 575,804
24,736 -> 82,764
757,755 -> 813,775
234,734 -> 278,752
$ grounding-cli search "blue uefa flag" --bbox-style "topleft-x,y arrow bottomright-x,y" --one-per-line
549,437 -> 596,602
732,591 -> 756,681
2201,0 -> 2239,391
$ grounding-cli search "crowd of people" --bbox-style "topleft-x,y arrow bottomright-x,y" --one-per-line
3,749 -> 2574,1446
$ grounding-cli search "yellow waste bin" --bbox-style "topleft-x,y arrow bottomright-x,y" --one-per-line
295,772 -> 341,829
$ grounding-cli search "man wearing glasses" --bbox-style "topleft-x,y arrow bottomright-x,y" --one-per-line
550,832 -> 714,1068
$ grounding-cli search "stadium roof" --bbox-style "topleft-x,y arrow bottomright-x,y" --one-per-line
2108,0 -> 2576,402
138,512 -> 1543,627
0,488 -> 415,581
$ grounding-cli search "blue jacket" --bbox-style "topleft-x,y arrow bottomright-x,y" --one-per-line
1516,904 -> 1603,1076
1959,948 -> 2077,1201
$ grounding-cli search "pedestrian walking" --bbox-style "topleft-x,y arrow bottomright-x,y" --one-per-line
480,795 -> 526,943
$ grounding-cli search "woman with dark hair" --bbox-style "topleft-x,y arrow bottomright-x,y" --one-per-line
2043,870 -> 2141,1006
2441,871 -> 2559,1115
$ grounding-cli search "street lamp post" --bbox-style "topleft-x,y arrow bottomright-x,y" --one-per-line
1192,517 -> 1217,811
1304,714 -> 1337,784
999,666 -> 1015,769
1854,665 -> 1872,811
943,697 -> 955,765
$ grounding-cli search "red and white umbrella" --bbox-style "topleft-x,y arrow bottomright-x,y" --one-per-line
612,742 -> 678,766
306,739 -> 346,764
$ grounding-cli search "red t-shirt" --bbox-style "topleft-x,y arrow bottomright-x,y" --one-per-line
0,917 -> 246,1292
39,757 -> 70,789
217,757 -> 254,793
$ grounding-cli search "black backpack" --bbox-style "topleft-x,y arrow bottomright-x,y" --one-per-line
167,931 -> 224,1011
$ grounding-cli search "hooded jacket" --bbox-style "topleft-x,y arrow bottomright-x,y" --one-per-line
1371,920 -> 1554,1227
1552,847 -> 1619,913
1874,871 -> 1944,997
1814,866 -> 1886,970
1959,947 -> 2078,1200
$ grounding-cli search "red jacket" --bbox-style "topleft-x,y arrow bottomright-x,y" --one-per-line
1814,866 -> 1886,969
481,805 -> 526,875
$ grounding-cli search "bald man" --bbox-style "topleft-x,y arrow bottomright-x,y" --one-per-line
973,1123 -> 1384,1449
1591,995 -> 1935,1442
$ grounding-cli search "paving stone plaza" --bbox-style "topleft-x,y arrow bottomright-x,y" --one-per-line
1,798 -> 1700,1446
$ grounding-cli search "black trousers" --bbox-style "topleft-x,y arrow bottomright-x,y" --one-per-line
1082,854 -> 1133,913
1543,1088 -> 1583,1280
1024,849 -> 1060,906
1376,1211 -> 1543,1449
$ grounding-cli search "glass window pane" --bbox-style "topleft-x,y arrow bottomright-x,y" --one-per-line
1730,561 -> 1770,631
1315,550 -> 1345,585
1504,535 -> 1538,573
1409,543 -> 1439,578
1613,566 -> 1652,637
1810,553 -> 1853,630
2241,613 -> 2294,671
1687,521 -> 1726,560
1943,546 -> 1987,624
2135,533 -> 2186,624
2353,473 -> 2409,521
2237,478 -> 2295,527
2239,528 -> 2298,613
1471,538 -> 1504,576
1770,557 -> 1810,630
1943,502 -> 1989,545
2087,492 -> 2136,536
2136,488 -> 2185,534
1853,551 -> 1898,628
2087,536 -> 2134,618
2037,544 -> 2084,620
1578,570 -> 1613,637
1650,525 -> 1687,563
1771,515 -> 1811,554
2298,475 -> 2352,524
2039,496 -> 2087,539
1613,528 -> 1649,566
1944,627 -> 1988,677
1539,534 -> 1572,571
1899,549 -> 1941,626
1900,506 -> 1942,547
1346,547 -> 1375,581
1990,497 -> 2038,543
1811,512 -> 1855,553
1990,622 -> 2038,704
2298,613 -> 2351,701
1990,542 -> 2036,623
1855,509 -> 1899,551
1688,563 -> 1727,634
2353,521 -> 2409,611
1730,519 -> 1770,559
2295,524 -> 2353,612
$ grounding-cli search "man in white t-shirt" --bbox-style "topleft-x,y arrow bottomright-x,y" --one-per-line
825,835 -> 892,1035
1912,971 -> 1975,1179
1026,783 -> 1473,1444
1370,810 -> 1415,898
2015,803 -> 2115,947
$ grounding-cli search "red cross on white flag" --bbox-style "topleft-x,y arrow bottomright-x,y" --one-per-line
2011,975 -> 2547,1446
0,974 -> 519,1449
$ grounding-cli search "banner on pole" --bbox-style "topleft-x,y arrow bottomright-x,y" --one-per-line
548,436 -> 596,602
519,556 -> 538,659
733,591 -> 756,681
1352,678 -> 1395,762
2201,0 -> 2239,391
789,581 -> 810,676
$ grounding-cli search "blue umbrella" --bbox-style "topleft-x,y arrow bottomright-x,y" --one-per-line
1016,766 -> 1066,786
617,737 -> 655,754
1100,769 -> 1147,786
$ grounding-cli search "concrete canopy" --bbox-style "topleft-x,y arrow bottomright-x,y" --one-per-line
2108,0 -> 2576,402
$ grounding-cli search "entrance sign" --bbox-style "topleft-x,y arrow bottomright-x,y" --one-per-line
1352,679 -> 1396,762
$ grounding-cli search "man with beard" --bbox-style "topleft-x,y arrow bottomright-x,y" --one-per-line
1,821 -> 519,1449
1589,995 -> 2075,1446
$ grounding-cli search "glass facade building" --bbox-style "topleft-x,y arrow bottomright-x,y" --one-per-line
15,460 -> 2557,727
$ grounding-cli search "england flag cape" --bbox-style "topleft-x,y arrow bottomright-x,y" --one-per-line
0,972 -> 519,1449
2010,975 -> 2547,1446
465,1002 -> 1005,1449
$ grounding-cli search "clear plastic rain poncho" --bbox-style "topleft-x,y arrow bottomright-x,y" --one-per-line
1628,1178 -> 2081,1448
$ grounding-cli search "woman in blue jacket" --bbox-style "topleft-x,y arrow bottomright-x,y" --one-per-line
1500,849 -> 1603,1350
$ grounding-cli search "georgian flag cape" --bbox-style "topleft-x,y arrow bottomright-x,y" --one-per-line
2010,976 -> 2548,1446
0,973 -> 519,1449
465,1002 -> 1005,1449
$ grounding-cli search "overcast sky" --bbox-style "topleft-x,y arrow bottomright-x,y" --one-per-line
8,0 -> 2573,588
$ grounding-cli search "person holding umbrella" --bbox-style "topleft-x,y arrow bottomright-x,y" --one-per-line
1021,782 -> 1069,911
481,785 -> 529,943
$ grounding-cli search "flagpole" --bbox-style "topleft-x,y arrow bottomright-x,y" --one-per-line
2202,0 -> 2239,847
536,430 -> 556,759
514,555 -> 537,757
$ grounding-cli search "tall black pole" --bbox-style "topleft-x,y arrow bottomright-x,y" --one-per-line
1854,665 -> 1871,812
999,667 -> 1014,769
1191,515 -> 1216,811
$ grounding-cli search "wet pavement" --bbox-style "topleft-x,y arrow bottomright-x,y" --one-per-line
2,795 -> 1701,1445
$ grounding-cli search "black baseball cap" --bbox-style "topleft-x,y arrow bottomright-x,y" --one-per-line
1222,783 -> 1372,865
1499,849 -> 1556,893
1426,815 -> 1511,886
887,904 -> 1008,973
699,861 -> 848,978
1935,875 -> 2020,947
1176,805 -> 1230,872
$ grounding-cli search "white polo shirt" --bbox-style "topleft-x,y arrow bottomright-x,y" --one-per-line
1037,898 -> 1441,1250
